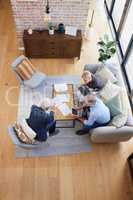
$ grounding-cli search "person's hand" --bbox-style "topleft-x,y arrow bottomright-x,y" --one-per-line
73,105 -> 79,110
77,117 -> 84,123
71,114 -> 78,119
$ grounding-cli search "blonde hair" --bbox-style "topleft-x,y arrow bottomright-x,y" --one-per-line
82,70 -> 91,78
40,98 -> 52,110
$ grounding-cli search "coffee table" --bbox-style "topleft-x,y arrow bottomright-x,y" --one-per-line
52,84 -> 76,128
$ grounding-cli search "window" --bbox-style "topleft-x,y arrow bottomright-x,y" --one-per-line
120,1 -> 133,53
112,0 -> 126,29
125,49 -> 133,91
105,0 -> 133,110
106,0 -> 113,10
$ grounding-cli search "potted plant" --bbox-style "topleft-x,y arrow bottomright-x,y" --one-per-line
48,22 -> 54,35
97,34 -> 116,64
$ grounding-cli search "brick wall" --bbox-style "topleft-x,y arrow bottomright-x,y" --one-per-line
10,0 -> 90,48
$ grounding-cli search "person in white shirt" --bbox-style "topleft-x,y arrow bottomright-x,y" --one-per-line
73,94 -> 110,135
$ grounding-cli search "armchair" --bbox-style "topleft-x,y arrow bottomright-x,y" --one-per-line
11,55 -> 46,88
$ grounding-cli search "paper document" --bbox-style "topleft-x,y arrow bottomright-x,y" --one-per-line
54,83 -> 68,92
58,103 -> 72,116
54,94 -> 69,103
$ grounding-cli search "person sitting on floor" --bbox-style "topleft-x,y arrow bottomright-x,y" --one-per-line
81,70 -> 104,91
73,94 -> 111,135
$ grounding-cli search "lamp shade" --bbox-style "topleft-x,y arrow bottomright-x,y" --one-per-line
44,0 -> 51,22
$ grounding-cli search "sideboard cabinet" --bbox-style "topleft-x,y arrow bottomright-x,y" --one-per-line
23,30 -> 82,59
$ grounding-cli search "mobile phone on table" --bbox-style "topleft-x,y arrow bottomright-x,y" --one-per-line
72,108 -> 78,115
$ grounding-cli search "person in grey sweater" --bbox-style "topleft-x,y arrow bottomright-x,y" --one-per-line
81,70 -> 104,90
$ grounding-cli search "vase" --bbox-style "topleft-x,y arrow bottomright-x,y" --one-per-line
49,29 -> 54,35
58,23 -> 65,33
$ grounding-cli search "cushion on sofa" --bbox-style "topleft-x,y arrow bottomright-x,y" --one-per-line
100,80 -> 121,102
13,123 -> 34,144
15,58 -> 35,81
19,118 -> 37,140
105,93 -> 122,117
95,65 -> 117,85
109,90 -> 128,127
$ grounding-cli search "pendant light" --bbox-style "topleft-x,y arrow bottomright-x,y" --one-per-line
44,0 -> 51,22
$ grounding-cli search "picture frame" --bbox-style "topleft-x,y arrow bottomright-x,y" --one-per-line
65,26 -> 77,37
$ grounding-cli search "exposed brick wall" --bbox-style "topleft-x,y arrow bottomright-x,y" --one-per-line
10,0 -> 90,47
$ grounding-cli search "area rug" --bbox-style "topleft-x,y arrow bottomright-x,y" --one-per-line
17,75 -> 92,157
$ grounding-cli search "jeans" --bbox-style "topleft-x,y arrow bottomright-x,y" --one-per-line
47,120 -> 56,134
81,122 -> 109,133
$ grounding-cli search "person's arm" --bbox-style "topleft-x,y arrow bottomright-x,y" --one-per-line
73,101 -> 87,111
94,74 -> 104,89
83,110 -> 96,126
76,116 -> 85,123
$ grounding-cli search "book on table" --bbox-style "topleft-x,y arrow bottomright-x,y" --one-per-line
54,83 -> 68,92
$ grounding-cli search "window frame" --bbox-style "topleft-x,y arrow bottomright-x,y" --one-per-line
104,0 -> 133,110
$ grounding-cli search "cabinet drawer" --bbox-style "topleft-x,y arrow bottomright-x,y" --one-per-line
23,30 -> 82,58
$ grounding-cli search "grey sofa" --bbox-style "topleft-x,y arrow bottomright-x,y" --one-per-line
84,63 -> 133,143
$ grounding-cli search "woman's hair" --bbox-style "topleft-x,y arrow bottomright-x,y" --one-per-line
81,70 -> 92,78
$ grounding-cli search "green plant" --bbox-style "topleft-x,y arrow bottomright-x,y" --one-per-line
97,34 -> 116,63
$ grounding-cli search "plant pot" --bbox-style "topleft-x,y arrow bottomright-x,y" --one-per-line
49,29 -> 54,35
28,28 -> 33,35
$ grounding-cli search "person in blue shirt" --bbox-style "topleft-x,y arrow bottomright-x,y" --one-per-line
73,94 -> 111,135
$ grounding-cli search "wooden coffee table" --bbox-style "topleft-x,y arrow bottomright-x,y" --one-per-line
52,84 -> 76,128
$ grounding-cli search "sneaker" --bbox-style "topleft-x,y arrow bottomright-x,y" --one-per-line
76,129 -> 89,135
49,129 -> 60,137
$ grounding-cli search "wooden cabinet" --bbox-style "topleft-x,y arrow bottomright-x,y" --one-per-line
23,30 -> 82,59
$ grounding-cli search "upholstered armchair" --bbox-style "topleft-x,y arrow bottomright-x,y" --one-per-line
8,125 -> 47,149
11,55 -> 46,88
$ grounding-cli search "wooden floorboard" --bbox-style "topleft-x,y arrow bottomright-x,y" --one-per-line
0,0 -> 133,200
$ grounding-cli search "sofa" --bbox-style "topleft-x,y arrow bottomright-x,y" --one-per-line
84,63 -> 133,143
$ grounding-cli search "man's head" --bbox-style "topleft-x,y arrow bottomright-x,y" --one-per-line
84,94 -> 96,107
82,70 -> 92,84
40,98 -> 52,110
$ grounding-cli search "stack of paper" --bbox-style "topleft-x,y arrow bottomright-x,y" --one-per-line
54,94 -> 69,103
54,83 -> 68,92
58,103 -> 72,116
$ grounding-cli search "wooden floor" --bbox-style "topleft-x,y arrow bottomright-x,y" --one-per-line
0,0 -> 133,199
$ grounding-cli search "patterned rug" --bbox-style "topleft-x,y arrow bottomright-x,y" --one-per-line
17,75 -> 92,157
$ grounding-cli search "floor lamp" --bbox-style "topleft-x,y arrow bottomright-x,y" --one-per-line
85,10 -> 95,40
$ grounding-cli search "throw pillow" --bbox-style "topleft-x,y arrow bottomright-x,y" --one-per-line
19,118 -> 37,140
100,80 -> 121,102
109,90 -> 128,127
105,92 -> 122,117
15,58 -> 35,80
110,113 -> 128,128
95,65 -> 117,85
14,123 -> 34,144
